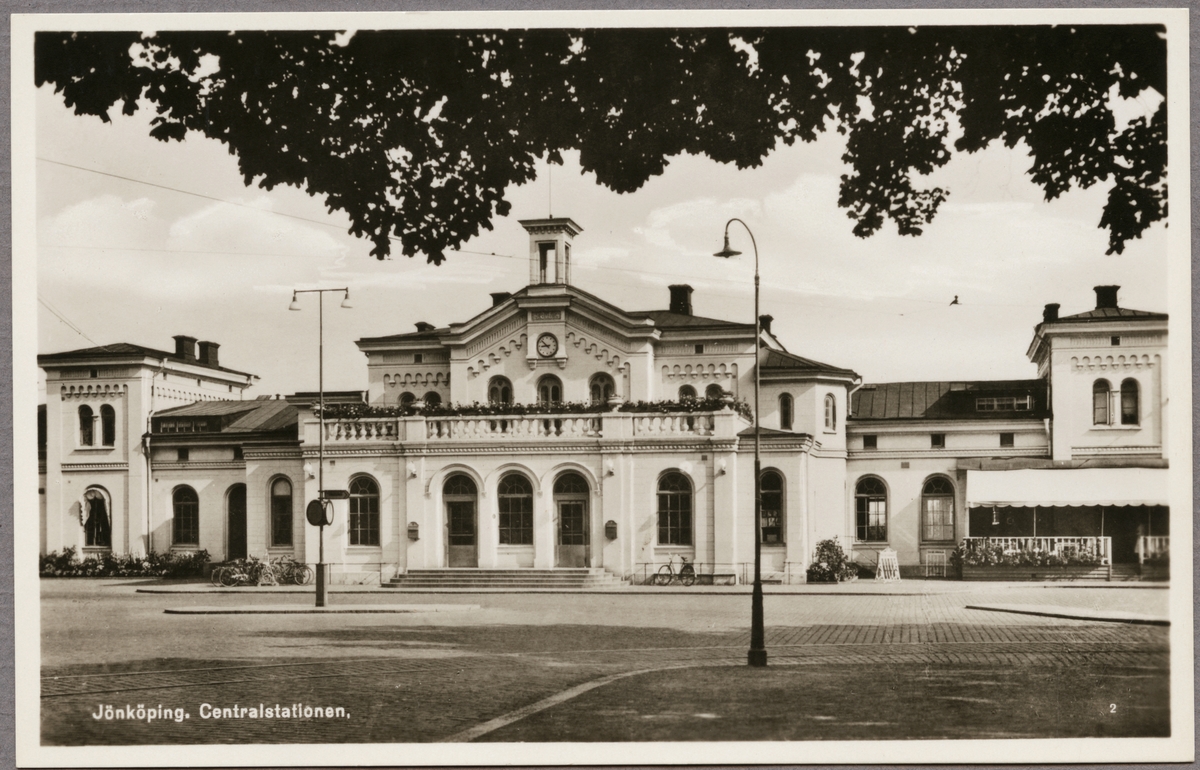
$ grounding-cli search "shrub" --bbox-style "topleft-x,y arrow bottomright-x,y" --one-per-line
806,537 -> 858,583
957,538 -> 1104,567
39,549 -> 210,578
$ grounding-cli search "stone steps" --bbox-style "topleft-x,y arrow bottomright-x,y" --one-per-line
384,568 -> 628,590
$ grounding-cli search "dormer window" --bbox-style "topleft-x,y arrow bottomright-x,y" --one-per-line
976,396 -> 1032,412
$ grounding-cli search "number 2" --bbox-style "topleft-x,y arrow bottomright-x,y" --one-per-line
1109,704 -> 1117,714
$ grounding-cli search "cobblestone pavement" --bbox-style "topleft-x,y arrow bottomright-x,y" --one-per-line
40,580 -> 1171,744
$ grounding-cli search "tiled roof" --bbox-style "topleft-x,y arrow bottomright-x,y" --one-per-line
1054,307 -> 1168,323
761,349 -> 858,378
155,399 -> 297,435
38,342 -> 255,378
629,309 -> 751,330
850,379 -> 1048,421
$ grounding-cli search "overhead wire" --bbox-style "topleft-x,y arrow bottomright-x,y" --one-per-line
39,157 -> 1043,317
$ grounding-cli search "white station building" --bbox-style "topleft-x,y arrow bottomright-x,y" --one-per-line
38,217 -> 1171,584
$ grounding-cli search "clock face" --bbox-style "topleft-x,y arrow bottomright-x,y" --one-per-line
536,333 -> 559,358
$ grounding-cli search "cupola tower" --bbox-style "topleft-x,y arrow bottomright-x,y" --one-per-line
519,217 -> 583,286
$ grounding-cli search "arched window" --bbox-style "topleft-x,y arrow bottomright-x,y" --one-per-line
488,377 -> 513,406
78,405 -> 94,446
348,476 -> 380,546
172,486 -> 199,546
1092,379 -> 1111,425
1120,379 -> 1139,425
554,472 -> 589,495
537,375 -> 562,406
497,473 -> 534,545
678,384 -> 697,401
422,391 -> 442,407
779,393 -> 794,431
445,474 -> 477,497
921,476 -> 955,542
854,477 -> 887,543
657,473 -> 693,546
99,405 -> 116,446
759,470 -> 784,544
399,391 -> 416,407
705,384 -> 725,400
824,394 -> 837,431
589,374 -> 615,404
270,477 -> 293,547
83,487 -> 111,548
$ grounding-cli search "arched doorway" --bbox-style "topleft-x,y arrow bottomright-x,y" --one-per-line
444,475 -> 478,567
82,487 -> 111,549
227,484 -> 247,561
554,472 -> 590,567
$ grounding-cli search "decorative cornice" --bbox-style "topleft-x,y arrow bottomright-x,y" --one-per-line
59,383 -> 128,399
1071,445 -> 1162,455
61,462 -> 129,472
1070,354 -> 1156,372
848,447 -> 1048,460
152,461 -> 245,470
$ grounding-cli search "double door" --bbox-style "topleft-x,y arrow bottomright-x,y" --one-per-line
444,497 -> 590,568
556,499 -> 589,568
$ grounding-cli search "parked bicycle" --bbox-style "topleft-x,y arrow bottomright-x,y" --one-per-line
211,556 -> 313,587
654,554 -> 696,586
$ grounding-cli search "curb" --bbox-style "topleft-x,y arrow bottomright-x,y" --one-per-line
163,603 -> 480,615
965,603 -> 1169,626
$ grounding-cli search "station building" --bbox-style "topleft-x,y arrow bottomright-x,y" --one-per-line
37,217 -> 1170,583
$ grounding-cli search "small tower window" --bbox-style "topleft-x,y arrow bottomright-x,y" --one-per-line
778,393 -> 793,431
538,242 -> 555,284
1120,379 -> 1139,425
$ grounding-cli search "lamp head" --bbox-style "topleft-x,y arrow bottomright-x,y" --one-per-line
288,291 -> 301,311
340,289 -> 354,309
713,233 -> 741,259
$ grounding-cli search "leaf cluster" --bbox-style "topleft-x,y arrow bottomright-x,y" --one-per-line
35,26 -> 1166,258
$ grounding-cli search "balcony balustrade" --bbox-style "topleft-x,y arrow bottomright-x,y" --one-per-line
304,408 -> 745,445
1136,535 -> 1169,564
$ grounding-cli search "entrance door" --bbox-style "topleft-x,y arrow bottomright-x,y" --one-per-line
557,500 -> 589,567
227,485 -> 247,561
447,501 -> 477,567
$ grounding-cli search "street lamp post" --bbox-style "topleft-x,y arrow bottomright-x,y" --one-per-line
289,287 -> 353,607
714,219 -> 767,668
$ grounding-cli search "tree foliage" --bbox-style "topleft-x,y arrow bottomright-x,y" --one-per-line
35,26 -> 1166,261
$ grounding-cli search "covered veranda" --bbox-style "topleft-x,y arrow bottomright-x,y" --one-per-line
965,468 -> 1169,564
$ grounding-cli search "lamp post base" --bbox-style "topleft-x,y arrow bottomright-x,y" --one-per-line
747,648 -> 768,667
315,562 -> 329,607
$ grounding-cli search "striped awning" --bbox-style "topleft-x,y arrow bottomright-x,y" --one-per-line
966,467 -> 1168,508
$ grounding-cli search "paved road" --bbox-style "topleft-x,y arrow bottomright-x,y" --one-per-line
39,579 -> 1171,744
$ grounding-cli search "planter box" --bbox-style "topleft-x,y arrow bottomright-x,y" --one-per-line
962,564 -> 1111,582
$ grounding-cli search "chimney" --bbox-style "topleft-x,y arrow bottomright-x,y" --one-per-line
1094,285 -> 1120,310
172,335 -> 197,362
197,341 -> 220,367
668,284 -> 693,316
414,322 -> 435,333
1042,303 -> 1060,324
759,314 -> 773,335
490,292 -> 512,307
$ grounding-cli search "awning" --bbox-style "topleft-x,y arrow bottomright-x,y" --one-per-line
967,468 -> 1168,508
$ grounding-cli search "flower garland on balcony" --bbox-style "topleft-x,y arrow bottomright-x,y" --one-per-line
314,396 -> 753,422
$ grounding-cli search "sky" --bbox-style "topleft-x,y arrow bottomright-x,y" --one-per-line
34,55 -> 1170,400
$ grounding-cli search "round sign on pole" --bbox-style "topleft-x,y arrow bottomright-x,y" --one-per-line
305,499 -> 326,527
322,499 -> 334,526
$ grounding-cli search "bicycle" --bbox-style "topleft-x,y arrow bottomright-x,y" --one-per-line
654,554 -> 696,586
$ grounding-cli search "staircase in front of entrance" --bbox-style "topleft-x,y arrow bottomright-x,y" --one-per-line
384,568 -> 629,591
